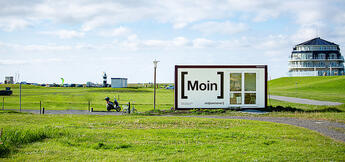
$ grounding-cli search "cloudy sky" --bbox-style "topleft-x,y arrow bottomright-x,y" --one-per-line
1,0 -> 345,84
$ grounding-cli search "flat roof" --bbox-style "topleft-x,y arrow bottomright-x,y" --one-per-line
111,78 -> 128,79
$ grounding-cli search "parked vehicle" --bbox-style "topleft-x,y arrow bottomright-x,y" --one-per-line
0,87 -> 12,96
165,86 -> 174,89
104,97 -> 121,112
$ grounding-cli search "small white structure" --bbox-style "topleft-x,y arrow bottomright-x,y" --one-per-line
111,78 -> 128,88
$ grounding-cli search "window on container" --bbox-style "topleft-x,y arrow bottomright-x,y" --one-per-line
245,73 -> 256,91
230,73 -> 242,105
244,73 -> 256,104
230,73 -> 257,105
230,93 -> 242,105
230,73 -> 241,91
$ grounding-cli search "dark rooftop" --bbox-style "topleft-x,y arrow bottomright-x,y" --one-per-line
297,37 -> 338,46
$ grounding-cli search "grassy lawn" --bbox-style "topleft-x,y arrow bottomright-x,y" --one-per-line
0,84 -> 174,112
268,76 -> 345,103
0,76 -> 344,122
0,112 -> 344,161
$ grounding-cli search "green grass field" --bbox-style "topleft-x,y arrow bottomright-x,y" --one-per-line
0,112 -> 344,161
1,76 -> 344,112
1,76 -> 345,122
0,84 -> 174,112
1,77 -> 345,160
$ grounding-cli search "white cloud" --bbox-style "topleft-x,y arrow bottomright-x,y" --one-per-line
40,30 -> 85,39
191,21 -> 248,35
0,0 -> 344,34
291,27 -> 318,43
192,38 -> 216,48
173,37 -> 190,46
99,26 -> 131,37
0,18 -> 30,31
116,35 -> 190,50
0,58 -> 62,65
0,42 -> 73,51
173,22 -> 188,29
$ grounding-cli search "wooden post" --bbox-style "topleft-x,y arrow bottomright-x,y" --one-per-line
0,128 -> 3,144
2,97 -> 4,110
40,101 -> 42,114
128,102 -> 131,114
88,101 -> 90,112
91,107 -> 93,112
42,107 -> 45,114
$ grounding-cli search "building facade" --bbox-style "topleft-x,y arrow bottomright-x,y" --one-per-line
111,78 -> 128,88
4,76 -> 14,84
288,37 -> 344,76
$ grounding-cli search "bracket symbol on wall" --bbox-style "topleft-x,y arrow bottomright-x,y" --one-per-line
181,71 -> 224,99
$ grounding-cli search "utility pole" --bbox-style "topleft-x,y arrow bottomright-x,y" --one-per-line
153,59 -> 159,110
19,83 -> 22,112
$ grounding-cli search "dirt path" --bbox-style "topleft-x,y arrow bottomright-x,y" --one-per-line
270,95 -> 343,106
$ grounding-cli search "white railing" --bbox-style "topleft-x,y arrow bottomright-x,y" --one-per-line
288,58 -> 344,61
288,71 -> 318,77
288,65 -> 344,68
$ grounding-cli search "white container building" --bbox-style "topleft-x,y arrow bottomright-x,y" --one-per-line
111,78 -> 128,88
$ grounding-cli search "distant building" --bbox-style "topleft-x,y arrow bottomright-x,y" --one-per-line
111,78 -> 128,88
288,37 -> 344,76
4,76 -> 14,84
86,82 -> 95,87
103,72 -> 107,87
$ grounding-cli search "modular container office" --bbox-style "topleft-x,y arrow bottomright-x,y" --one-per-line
175,65 -> 267,109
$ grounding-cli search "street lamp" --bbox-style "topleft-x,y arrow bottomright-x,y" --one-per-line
153,59 -> 160,110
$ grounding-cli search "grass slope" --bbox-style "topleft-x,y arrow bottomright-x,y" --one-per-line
269,76 -> 345,103
0,113 -> 344,161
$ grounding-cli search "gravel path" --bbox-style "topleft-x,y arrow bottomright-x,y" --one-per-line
270,95 -> 343,106
4,109 -> 345,142
173,115 -> 345,142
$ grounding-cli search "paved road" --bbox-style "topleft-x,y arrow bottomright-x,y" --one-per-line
270,95 -> 343,106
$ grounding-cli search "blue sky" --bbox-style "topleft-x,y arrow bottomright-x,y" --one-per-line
1,0 -> 345,84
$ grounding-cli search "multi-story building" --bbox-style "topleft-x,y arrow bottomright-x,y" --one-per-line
288,37 -> 344,76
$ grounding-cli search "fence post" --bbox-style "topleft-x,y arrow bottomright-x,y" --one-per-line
0,128 -> 3,144
19,83 -> 22,112
128,102 -> 131,114
40,101 -> 42,114
42,107 -> 45,114
91,107 -> 93,112
2,97 -> 4,110
88,101 -> 90,112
